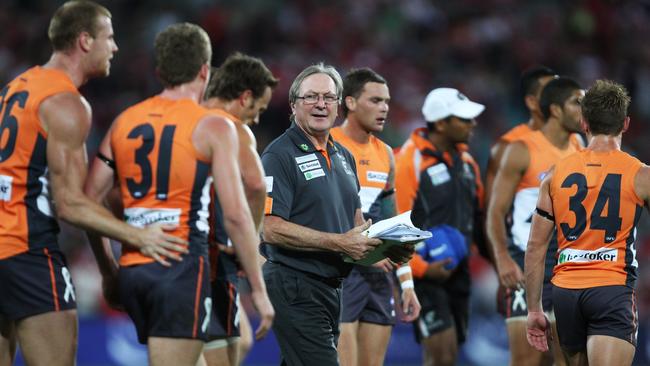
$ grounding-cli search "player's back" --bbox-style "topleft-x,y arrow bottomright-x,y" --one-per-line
550,149 -> 644,289
111,96 -> 212,266
330,127 -> 390,223
0,66 -> 79,259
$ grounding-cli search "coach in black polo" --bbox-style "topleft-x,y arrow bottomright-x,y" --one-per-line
261,63 -> 382,365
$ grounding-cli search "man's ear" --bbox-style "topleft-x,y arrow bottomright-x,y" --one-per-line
199,63 -> 210,81
622,116 -> 630,133
524,94 -> 538,112
549,103 -> 562,119
344,96 -> 356,113
240,89 -> 254,107
79,31 -> 93,52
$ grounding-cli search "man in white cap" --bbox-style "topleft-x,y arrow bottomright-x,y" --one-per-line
395,87 -> 487,366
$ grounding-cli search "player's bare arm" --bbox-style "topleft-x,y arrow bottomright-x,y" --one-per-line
237,123 -> 266,232
42,93 -> 188,262
634,165 -> 650,211
194,114 -> 274,340
524,172 -> 556,352
485,139 -> 509,206
486,141 -> 529,289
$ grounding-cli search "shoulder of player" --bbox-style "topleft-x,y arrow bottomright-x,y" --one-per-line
236,122 -> 256,148
633,163 -> 650,202
39,92 -> 91,130
500,140 -> 530,171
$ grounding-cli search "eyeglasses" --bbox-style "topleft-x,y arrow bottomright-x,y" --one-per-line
296,93 -> 339,105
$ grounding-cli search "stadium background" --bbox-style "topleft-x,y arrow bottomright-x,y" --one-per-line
3,0 -> 650,364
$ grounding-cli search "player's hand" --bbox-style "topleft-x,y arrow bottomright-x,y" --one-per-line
337,220 -> 382,260
400,287 -> 421,322
526,310 -> 552,352
423,258 -> 453,281
372,258 -> 396,272
495,252 -> 524,289
217,243 -> 236,256
135,223 -> 189,266
251,289 -> 275,340
383,244 -> 415,264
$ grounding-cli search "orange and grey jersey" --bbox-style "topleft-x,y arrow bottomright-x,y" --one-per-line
0,66 -> 79,259
111,96 -> 212,267
510,130 -> 582,252
330,127 -> 391,223
550,150 -> 644,289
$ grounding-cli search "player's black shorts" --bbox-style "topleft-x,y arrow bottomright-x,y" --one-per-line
341,266 -> 395,325
119,254 -> 212,344
413,259 -> 470,344
0,248 -> 76,320
208,277 -> 240,339
497,246 -> 554,319
552,284 -> 637,353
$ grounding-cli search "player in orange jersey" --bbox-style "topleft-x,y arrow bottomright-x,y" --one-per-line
83,24 -> 273,366
525,80 -> 646,366
485,66 -> 557,207
488,77 -> 584,366
0,2 -> 187,365
201,53 -> 278,366
332,67 -> 420,366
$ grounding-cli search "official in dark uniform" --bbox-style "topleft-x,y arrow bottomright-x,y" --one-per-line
261,63 -> 383,365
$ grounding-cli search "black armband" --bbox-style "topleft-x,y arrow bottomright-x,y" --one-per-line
535,207 -> 555,222
96,152 -> 116,170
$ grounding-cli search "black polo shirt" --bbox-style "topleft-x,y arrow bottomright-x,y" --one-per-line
261,122 -> 361,278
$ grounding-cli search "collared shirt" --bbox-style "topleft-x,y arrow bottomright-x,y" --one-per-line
261,122 -> 361,278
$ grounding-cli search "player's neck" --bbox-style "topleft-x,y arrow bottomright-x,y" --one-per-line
160,81 -> 203,103
587,134 -> 622,152
296,122 -> 329,150
541,119 -> 572,149
527,115 -> 545,130
204,98 -> 241,121
43,53 -> 86,88
341,118 -> 371,144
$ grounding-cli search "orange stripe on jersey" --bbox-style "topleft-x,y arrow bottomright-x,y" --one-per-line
331,127 -> 391,217
550,149 -> 644,289
192,256 -> 205,338
111,96 -> 213,266
409,253 -> 428,279
0,67 -> 79,259
44,248 -> 60,311
264,196 -> 273,215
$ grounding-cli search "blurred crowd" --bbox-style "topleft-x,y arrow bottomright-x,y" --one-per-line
4,0 -> 650,363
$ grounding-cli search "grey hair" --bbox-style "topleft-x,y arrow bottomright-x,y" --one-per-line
288,63 -> 343,104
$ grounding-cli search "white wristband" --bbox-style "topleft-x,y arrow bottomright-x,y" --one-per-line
400,279 -> 414,290
396,266 -> 412,277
